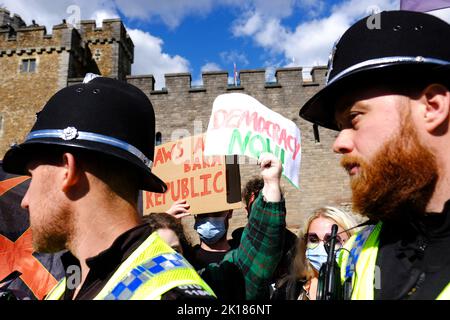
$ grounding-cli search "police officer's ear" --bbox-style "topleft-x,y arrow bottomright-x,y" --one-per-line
61,152 -> 81,193
421,84 -> 450,134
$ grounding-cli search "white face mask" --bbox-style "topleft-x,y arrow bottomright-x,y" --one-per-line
306,243 -> 329,271
306,243 -> 341,271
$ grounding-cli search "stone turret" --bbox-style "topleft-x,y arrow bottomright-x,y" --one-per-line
79,19 -> 134,80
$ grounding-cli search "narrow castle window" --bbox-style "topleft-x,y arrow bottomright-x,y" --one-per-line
20,59 -> 36,73
94,49 -> 102,61
313,124 -> 320,143
155,132 -> 162,146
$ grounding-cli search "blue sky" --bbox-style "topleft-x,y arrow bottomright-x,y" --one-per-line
2,0 -> 450,88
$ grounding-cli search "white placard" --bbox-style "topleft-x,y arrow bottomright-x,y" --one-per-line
204,93 -> 301,188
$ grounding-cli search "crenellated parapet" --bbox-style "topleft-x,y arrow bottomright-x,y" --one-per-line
148,67 -> 327,96
310,66 -> 327,85
0,22 -> 74,54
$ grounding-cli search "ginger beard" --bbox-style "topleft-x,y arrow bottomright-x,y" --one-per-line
341,111 -> 438,221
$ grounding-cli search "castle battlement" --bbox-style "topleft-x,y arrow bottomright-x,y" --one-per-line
0,10 -> 133,64
126,67 -> 327,95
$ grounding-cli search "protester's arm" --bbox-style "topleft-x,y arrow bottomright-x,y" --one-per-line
223,153 -> 286,300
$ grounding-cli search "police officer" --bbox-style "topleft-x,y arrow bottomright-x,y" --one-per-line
2,76 -> 215,300
300,11 -> 450,299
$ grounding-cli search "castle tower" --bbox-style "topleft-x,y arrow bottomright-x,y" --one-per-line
79,19 -> 134,80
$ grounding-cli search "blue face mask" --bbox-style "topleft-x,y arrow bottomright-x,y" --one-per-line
306,243 -> 342,271
306,243 -> 330,271
194,216 -> 227,245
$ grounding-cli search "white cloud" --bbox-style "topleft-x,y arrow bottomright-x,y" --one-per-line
201,62 -> 222,72
254,18 -> 287,49
0,0 -> 118,30
114,0 -> 216,29
128,29 -> 190,89
232,0 -> 399,68
232,12 -> 263,37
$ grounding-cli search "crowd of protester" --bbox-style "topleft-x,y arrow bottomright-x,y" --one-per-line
2,9 -> 450,300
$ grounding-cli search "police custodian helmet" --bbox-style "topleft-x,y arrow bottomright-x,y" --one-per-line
300,10 -> 450,131
2,75 -> 167,193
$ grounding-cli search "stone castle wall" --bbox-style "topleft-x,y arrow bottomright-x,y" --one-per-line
127,68 -> 353,240
0,9 -> 353,242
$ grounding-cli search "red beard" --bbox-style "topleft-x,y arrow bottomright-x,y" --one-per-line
341,115 -> 438,221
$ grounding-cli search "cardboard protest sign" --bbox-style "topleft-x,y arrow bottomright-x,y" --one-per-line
143,134 -> 242,215
204,93 -> 301,188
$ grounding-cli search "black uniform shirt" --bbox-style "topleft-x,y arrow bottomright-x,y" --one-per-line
56,223 -> 213,300
190,245 -> 228,271
375,200 -> 450,300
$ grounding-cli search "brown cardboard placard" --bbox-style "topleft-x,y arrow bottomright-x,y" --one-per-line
143,134 -> 242,215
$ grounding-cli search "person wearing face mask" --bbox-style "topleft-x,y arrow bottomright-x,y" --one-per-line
191,210 -> 233,269
271,206 -> 360,300
166,152 -> 287,300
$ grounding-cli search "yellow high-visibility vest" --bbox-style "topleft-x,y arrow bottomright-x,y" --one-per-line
339,222 -> 450,300
45,232 -> 216,300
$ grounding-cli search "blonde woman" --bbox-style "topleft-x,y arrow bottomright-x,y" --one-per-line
271,206 -> 360,300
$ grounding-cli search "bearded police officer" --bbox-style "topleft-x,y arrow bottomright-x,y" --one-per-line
2,76 -> 215,300
300,11 -> 450,299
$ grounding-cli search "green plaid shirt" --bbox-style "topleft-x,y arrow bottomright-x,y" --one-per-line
223,192 -> 287,299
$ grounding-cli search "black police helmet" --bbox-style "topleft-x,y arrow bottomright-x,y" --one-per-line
2,76 -> 167,193
300,10 -> 450,131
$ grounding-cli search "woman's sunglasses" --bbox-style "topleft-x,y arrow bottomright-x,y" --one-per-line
305,232 -> 344,250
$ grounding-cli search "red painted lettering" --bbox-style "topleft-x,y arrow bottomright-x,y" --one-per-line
184,160 -> 191,173
181,178 -> 189,198
190,177 -> 199,198
170,180 -> 181,201
213,171 -> 224,193
240,110 -> 258,131
200,173 -> 212,196
226,109 -> 244,128
145,191 -> 154,209
153,149 -> 164,168
192,157 -> 202,171
155,193 -> 163,206
213,109 -> 229,129
175,141 -> 184,159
